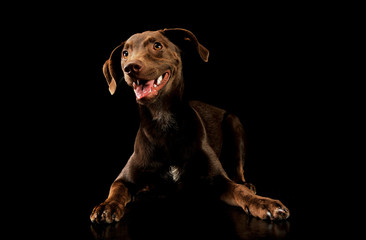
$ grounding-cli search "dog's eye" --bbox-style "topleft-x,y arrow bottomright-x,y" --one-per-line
122,50 -> 129,58
153,42 -> 163,50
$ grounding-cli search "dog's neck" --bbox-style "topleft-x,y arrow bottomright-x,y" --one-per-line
138,94 -> 184,132
137,76 -> 188,135
138,102 -> 177,132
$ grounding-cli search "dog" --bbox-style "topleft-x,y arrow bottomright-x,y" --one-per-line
90,28 -> 289,223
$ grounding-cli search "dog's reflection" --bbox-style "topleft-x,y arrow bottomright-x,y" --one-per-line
229,206 -> 290,239
90,198 -> 290,240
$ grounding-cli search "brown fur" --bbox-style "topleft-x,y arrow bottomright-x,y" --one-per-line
90,28 -> 289,223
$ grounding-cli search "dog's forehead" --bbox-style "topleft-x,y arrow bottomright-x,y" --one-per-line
126,31 -> 166,46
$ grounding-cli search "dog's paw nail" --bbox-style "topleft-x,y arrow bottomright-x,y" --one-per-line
274,207 -> 290,219
245,206 -> 250,214
276,208 -> 286,215
266,211 -> 272,219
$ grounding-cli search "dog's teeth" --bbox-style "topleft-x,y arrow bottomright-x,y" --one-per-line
137,80 -> 140,85
154,84 -> 157,88
157,75 -> 163,85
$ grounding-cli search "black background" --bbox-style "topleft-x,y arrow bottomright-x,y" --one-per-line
6,3 -> 337,239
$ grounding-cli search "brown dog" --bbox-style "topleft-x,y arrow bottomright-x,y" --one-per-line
90,28 -> 289,223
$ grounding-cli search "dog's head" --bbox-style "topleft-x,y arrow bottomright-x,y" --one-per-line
103,28 -> 209,104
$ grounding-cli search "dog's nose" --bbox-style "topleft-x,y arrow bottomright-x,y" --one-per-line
124,61 -> 143,74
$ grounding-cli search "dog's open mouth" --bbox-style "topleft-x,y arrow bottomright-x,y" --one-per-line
132,70 -> 170,100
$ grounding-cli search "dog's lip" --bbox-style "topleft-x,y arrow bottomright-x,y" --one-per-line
132,70 -> 171,100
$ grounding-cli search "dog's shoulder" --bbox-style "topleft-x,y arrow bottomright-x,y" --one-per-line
189,100 -> 226,122
188,100 -> 226,156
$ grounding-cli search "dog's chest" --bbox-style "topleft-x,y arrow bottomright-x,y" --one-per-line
168,166 -> 181,182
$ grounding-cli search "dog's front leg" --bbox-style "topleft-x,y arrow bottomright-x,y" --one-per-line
90,179 -> 131,223
221,180 -> 290,221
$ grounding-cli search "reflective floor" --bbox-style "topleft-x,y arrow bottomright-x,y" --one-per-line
87,196 -> 292,240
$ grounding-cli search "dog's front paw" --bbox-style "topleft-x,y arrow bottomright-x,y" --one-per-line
90,200 -> 125,224
245,197 -> 290,221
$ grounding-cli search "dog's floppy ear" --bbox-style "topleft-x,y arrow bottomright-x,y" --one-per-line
160,28 -> 209,62
103,42 -> 124,95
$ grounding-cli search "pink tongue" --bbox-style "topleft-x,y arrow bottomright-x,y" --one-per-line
135,79 -> 155,99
